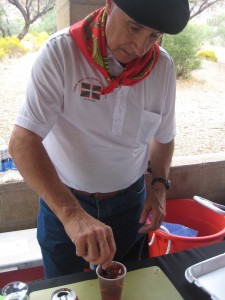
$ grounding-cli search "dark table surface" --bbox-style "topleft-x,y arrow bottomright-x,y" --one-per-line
28,240 -> 225,300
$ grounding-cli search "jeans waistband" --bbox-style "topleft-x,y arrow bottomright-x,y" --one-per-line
70,176 -> 143,200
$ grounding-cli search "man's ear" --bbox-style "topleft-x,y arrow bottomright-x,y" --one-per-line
105,0 -> 113,15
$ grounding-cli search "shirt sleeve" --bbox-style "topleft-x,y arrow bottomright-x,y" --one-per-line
16,36 -> 65,139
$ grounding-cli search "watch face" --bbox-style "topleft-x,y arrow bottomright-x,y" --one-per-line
152,178 -> 171,189
163,180 -> 170,189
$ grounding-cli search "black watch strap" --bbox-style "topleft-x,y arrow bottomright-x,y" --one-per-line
151,177 -> 171,190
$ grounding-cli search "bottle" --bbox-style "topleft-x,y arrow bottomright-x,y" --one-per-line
9,154 -> 17,170
0,137 -> 9,172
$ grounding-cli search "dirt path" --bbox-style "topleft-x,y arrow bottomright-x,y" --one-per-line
175,60 -> 225,156
0,53 -> 225,157
0,53 -> 36,144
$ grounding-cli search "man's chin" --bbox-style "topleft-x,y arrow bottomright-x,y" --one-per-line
114,51 -> 137,64
116,56 -> 137,65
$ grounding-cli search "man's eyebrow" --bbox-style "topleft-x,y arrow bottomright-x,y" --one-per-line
129,20 -> 146,28
129,20 -> 163,34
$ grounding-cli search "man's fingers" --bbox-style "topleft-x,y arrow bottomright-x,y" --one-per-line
139,208 -> 149,224
139,211 -> 165,233
101,230 -> 116,269
139,223 -> 156,234
74,225 -> 116,266
75,234 -> 88,257
84,229 -> 108,263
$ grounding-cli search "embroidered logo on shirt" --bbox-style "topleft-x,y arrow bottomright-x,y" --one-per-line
73,77 -> 106,102
80,82 -> 102,100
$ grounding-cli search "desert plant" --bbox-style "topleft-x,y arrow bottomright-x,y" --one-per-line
24,31 -> 49,51
0,35 -> 28,59
162,22 -> 202,78
197,49 -> 218,62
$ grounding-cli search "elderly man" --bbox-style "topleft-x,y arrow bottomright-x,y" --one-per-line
9,0 -> 190,278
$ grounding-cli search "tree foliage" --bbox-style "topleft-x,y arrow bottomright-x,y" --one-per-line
0,2 -> 11,37
1,0 -> 55,40
189,0 -> 224,19
207,12 -> 225,45
30,9 -> 56,35
162,23 -> 202,78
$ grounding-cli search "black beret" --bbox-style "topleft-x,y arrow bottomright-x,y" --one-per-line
113,0 -> 190,34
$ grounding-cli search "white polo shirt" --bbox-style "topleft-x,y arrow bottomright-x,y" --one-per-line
16,28 -> 176,192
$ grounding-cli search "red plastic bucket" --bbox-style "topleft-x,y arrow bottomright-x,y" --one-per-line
148,198 -> 225,257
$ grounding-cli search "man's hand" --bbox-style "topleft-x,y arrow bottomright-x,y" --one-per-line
138,182 -> 166,233
138,138 -> 174,233
64,210 -> 116,269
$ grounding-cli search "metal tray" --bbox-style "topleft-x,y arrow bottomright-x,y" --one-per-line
185,253 -> 225,300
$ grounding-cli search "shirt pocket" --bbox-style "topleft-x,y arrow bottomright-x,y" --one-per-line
136,110 -> 161,145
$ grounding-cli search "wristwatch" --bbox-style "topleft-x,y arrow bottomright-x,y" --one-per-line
151,177 -> 171,190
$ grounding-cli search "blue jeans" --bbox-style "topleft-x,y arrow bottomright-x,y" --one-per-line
37,175 -> 146,279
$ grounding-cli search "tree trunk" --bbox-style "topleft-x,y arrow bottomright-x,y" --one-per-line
17,23 -> 29,40
0,25 -> 6,37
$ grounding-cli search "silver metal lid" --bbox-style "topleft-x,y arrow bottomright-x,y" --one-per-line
51,288 -> 77,300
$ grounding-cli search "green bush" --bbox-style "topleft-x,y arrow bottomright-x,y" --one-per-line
197,49 -> 218,62
0,32 -> 49,60
162,23 -> 202,78
207,13 -> 225,47
30,9 -> 57,35
24,32 -> 49,51
0,36 -> 28,60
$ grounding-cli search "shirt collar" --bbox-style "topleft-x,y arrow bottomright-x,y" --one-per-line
106,47 -> 124,77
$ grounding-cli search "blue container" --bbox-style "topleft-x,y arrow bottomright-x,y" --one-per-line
9,157 -> 17,170
0,158 -> 9,172
0,147 -> 9,172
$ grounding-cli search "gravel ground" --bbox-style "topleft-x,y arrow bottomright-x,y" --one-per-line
0,52 -> 225,157
175,60 -> 225,156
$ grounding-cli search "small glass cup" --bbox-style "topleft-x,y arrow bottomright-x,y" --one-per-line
96,261 -> 127,300
2,281 -> 29,300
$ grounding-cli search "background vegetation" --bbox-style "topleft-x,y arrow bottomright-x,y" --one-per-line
163,23 -> 203,78
0,0 -> 224,78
